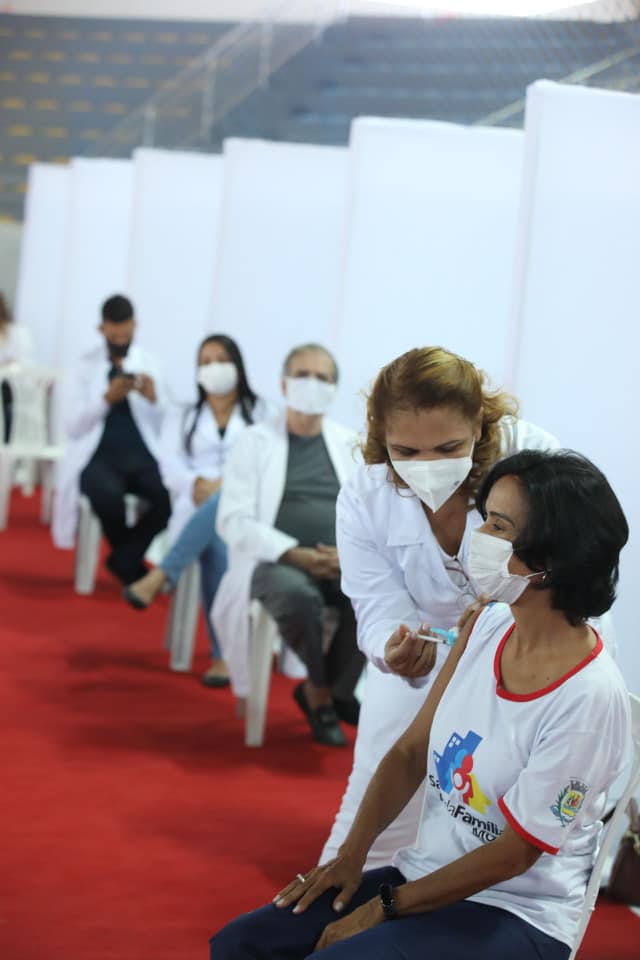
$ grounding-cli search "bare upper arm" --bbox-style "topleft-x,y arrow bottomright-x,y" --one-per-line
395,608 -> 483,771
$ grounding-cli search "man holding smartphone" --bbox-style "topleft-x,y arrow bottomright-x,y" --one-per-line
53,294 -> 171,585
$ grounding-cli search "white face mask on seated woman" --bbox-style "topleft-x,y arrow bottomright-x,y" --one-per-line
468,528 -> 546,604
197,361 -> 239,396
390,442 -> 475,513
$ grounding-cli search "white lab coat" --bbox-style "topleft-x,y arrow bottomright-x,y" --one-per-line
213,413 -> 361,697
319,417 -> 561,869
52,343 -> 165,549
159,397 -> 275,544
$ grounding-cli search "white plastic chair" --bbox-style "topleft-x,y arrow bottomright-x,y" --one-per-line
164,561 -> 201,671
74,493 -> 146,594
245,601 -> 339,748
569,691 -> 640,960
0,362 -> 63,530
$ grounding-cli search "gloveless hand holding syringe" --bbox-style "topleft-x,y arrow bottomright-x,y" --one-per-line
416,626 -> 458,647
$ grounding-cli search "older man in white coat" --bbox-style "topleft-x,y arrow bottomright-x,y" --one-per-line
52,294 -> 170,585
213,343 -> 362,747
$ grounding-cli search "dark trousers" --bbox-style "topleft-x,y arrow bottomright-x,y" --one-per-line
250,562 -> 364,701
209,866 -> 570,960
80,452 -> 171,584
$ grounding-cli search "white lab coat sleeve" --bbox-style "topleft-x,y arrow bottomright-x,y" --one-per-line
501,416 -> 560,456
216,429 -> 298,562
336,483 -> 423,672
139,353 -> 167,429
158,406 -> 198,501
63,361 -> 109,441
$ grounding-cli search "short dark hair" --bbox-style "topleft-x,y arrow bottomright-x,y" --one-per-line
102,294 -> 133,324
476,449 -> 628,626
282,343 -> 339,383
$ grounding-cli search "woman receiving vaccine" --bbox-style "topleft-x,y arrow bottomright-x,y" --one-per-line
211,448 -> 629,960
320,346 -> 559,867
124,334 -> 272,687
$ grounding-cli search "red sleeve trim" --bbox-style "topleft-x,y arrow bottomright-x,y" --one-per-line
498,796 -> 559,856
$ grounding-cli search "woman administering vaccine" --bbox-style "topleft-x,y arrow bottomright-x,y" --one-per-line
210,449 -> 630,959
124,334 -> 272,687
320,346 -> 559,868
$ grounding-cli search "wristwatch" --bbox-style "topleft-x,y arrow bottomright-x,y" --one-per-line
378,882 -> 397,921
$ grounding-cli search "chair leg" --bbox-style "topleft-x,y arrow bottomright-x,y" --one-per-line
40,460 -> 53,525
245,603 -> 278,748
0,451 -> 12,531
166,563 -> 201,672
20,458 -> 37,497
74,497 -> 101,595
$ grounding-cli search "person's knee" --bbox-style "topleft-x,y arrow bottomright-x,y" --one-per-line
209,920 -> 241,959
84,485 -> 123,519
280,580 -> 324,627
208,909 -> 274,960
147,488 -> 172,530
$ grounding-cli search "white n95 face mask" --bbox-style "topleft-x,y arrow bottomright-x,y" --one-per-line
285,376 -> 336,416
468,528 -> 542,604
390,443 -> 474,513
197,361 -> 238,396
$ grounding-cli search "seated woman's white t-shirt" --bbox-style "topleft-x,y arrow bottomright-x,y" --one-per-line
394,603 -> 630,948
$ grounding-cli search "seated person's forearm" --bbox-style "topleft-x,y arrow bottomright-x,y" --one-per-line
341,743 -> 427,863
394,832 -> 541,916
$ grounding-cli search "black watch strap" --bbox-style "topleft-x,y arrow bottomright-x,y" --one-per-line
378,882 -> 397,920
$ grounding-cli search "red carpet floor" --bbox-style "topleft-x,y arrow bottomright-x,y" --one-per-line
1,492 -> 638,960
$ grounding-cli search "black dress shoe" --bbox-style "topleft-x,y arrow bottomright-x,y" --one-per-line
333,697 -> 360,727
309,705 -> 347,747
293,684 -> 347,747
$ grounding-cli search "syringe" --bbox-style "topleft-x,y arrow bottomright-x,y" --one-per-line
416,626 -> 458,647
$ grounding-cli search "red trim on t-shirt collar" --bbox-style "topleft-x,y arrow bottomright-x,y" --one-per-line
494,625 -> 604,702
498,797 -> 559,856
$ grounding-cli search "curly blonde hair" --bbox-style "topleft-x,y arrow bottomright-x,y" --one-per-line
363,346 -> 518,504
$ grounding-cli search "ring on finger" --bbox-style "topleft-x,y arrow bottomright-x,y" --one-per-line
296,873 -> 306,884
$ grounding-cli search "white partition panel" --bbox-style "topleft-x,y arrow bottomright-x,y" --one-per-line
330,118 -> 524,429
128,149 -> 225,404
14,164 -> 71,366
58,158 -> 133,371
509,81 -> 640,693
209,139 -> 348,405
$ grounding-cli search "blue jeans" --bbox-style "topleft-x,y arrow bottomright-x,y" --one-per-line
160,492 -> 227,660
209,866 -> 570,960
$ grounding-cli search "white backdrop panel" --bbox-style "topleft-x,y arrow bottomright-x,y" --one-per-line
58,158 -> 133,371
14,164 -> 71,366
128,148 -> 225,404
509,81 -> 640,694
209,138 -> 348,406
330,118 -> 524,429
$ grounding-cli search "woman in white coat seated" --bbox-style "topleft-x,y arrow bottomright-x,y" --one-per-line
210,449 -> 630,960
320,346 -> 560,868
124,334 -> 272,687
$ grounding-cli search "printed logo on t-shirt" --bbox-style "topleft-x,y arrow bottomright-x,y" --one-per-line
434,729 -> 491,815
550,778 -> 588,827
